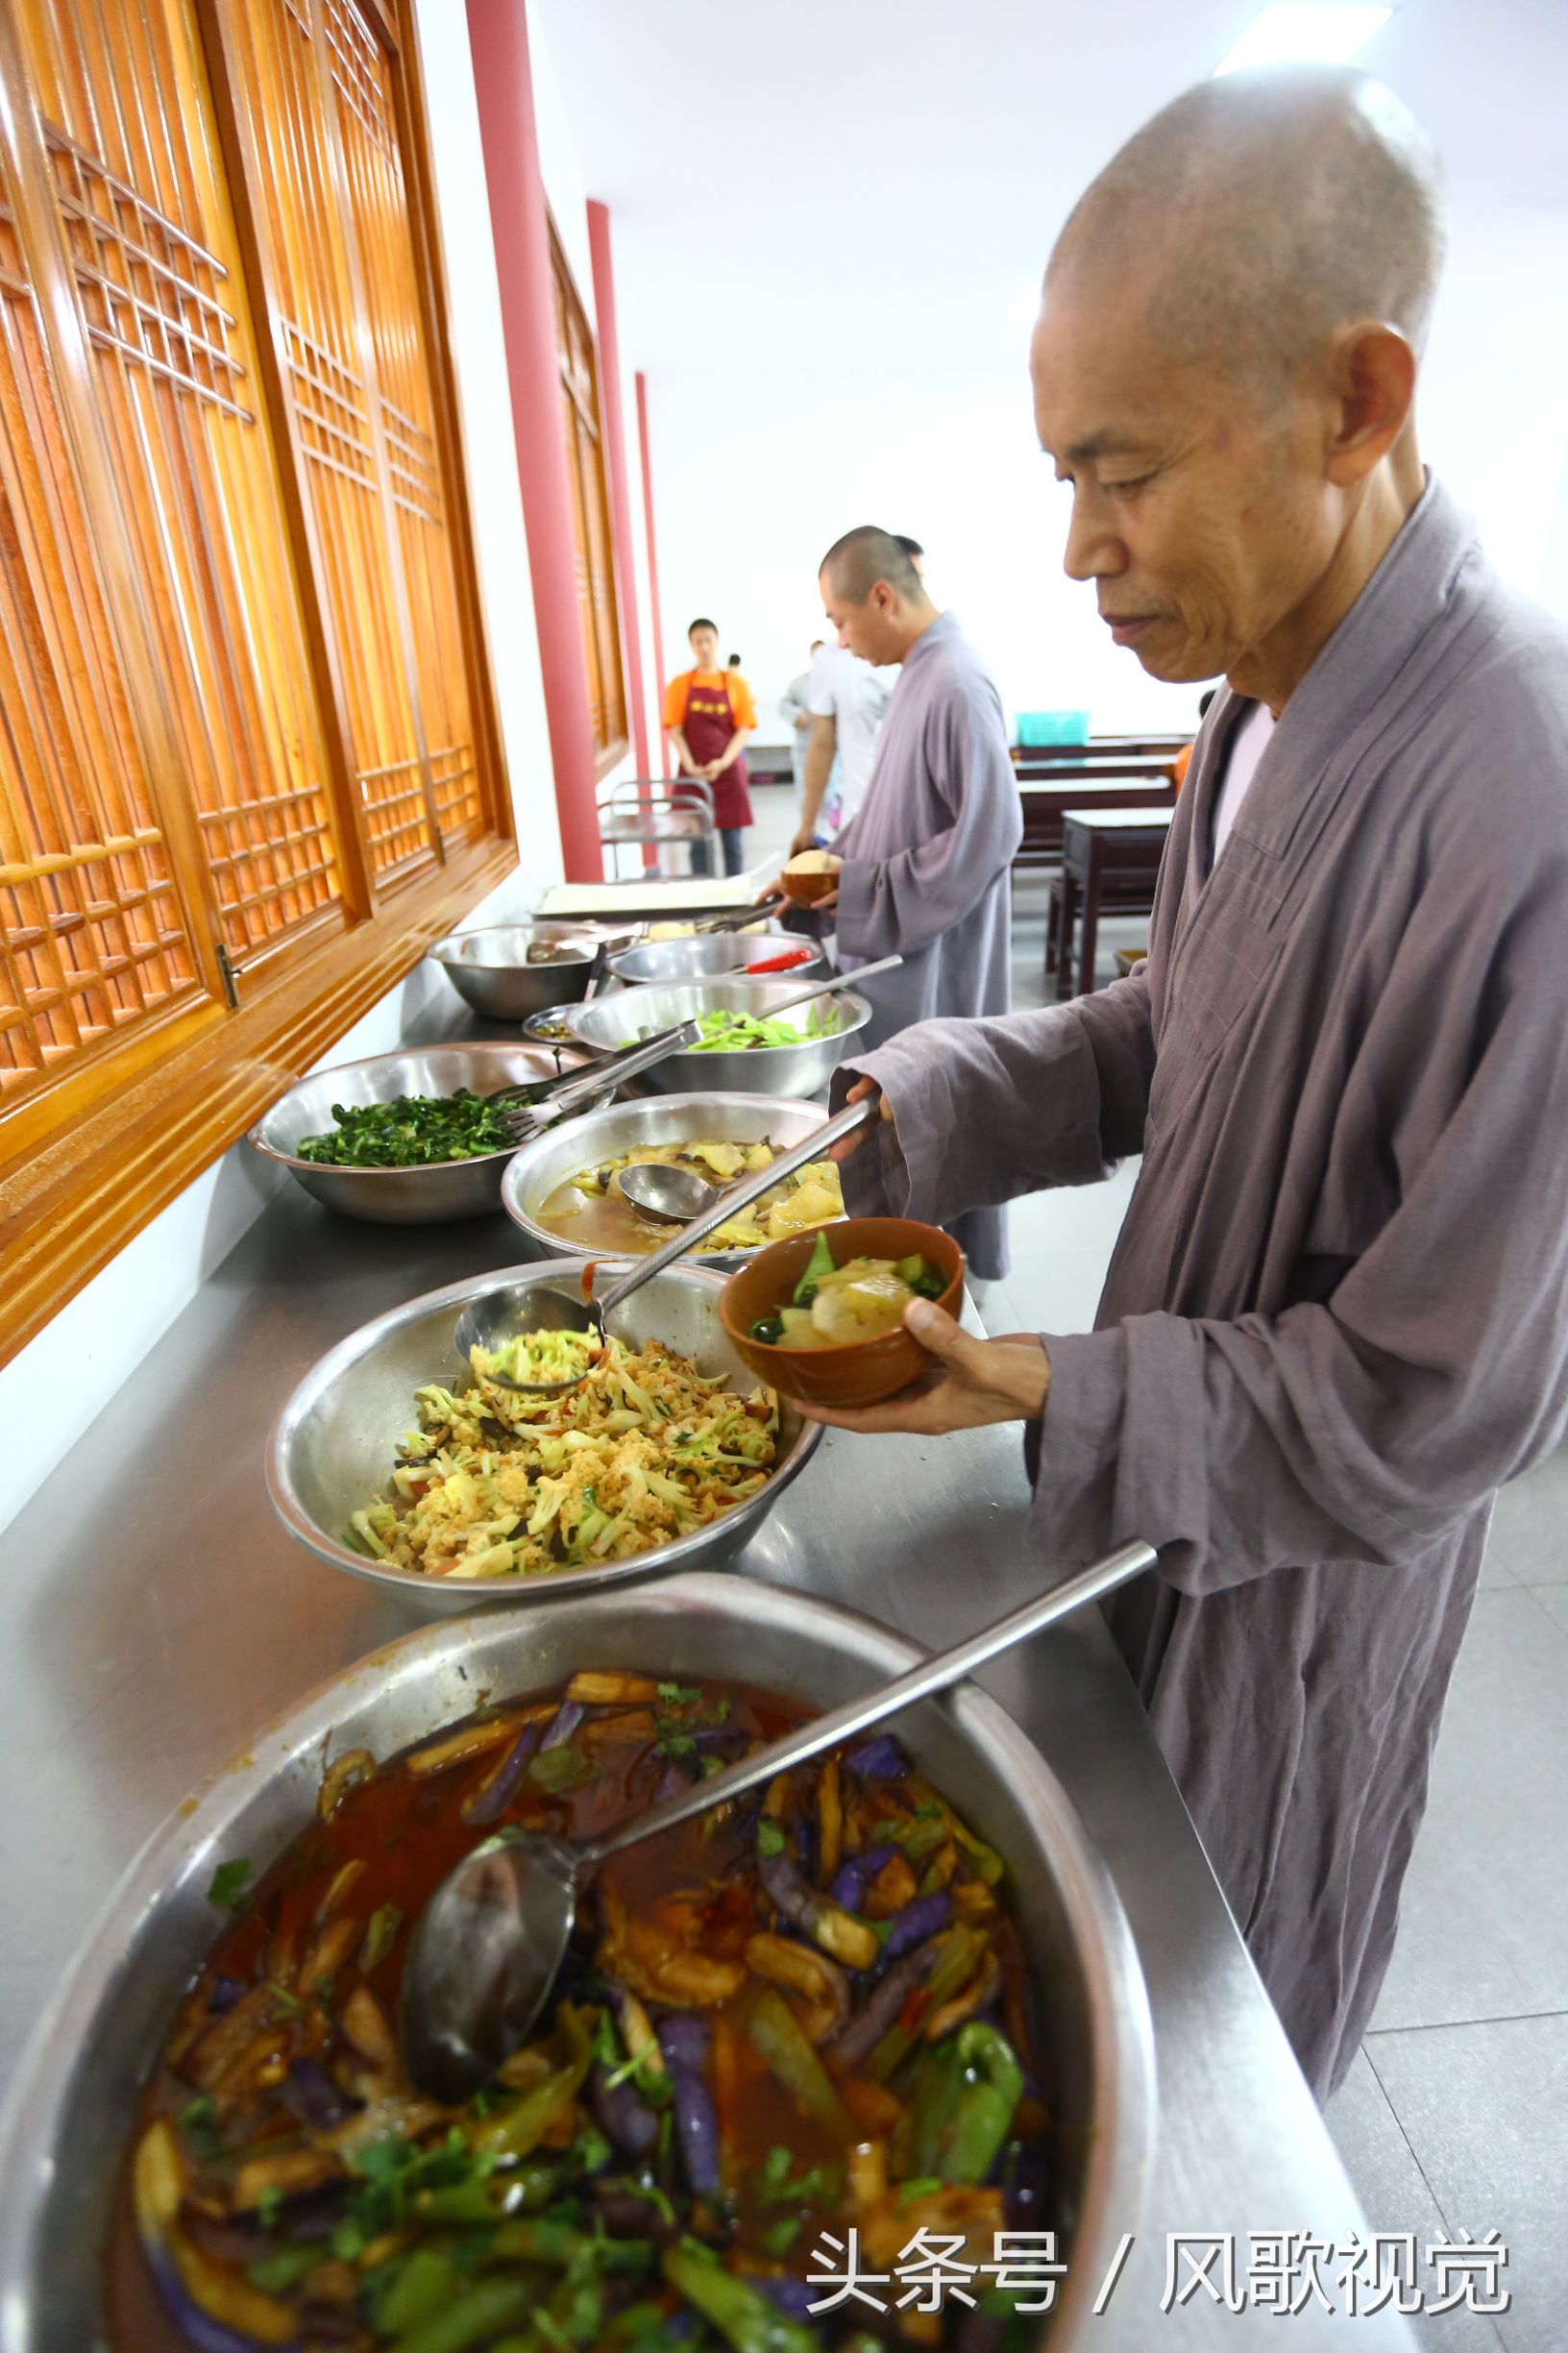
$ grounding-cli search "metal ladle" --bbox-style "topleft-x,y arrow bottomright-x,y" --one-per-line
453,1090 -> 883,1395
399,1536 -> 1158,2101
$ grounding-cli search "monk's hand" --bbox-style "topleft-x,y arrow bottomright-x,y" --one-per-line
797,1303 -> 1049,1434
829,1073 -> 892,1160
789,822 -> 818,858
754,872 -> 787,905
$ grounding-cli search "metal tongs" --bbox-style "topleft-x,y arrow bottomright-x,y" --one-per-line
453,1091 -> 882,1394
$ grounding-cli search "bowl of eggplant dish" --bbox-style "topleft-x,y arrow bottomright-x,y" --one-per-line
0,1574 -> 1154,2352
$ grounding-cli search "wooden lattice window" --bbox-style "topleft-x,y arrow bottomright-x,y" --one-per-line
0,0 -> 511,1363
550,220 -> 626,768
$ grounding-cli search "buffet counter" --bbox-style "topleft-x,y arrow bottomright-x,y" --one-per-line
0,1009 -> 1415,2346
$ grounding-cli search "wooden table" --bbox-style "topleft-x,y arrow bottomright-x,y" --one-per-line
1056,804 -> 1173,998
1016,770 -> 1177,870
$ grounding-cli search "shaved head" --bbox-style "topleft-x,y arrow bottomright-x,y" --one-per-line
1048,65 -> 1444,390
820,526 -> 922,604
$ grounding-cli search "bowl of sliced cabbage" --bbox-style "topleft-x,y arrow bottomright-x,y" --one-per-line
501,1091 -> 845,1268
267,1259 -> 823,1610
721,1216 -> 966,1407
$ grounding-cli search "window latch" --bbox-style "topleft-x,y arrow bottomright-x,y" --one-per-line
215,941 -> 240,1010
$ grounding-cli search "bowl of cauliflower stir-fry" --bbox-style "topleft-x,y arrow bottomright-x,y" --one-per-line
268,1262 -> 824,1610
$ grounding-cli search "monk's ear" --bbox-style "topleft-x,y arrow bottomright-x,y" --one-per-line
1322,320 -> 1417,487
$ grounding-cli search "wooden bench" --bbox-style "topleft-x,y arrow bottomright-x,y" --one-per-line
1054,806 -> 1172,998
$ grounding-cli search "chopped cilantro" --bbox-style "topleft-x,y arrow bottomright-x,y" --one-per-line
206,1858 -> 250,1911
256,2183 -> 283,2232
756,1819 -> 786,1856
657,1681 -> 701,1705
528,1746 -> 597,1795
246,2243 -> 319,2292
268,1980 -> 304,2014
763,2215 -> 802,2255
572,2123 -> 613,2174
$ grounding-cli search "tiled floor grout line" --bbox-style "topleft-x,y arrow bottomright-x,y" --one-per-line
1358,2044 -> 1511,2352
1366,2006 -> 1568,2037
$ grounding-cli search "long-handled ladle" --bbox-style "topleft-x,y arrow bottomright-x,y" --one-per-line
400,1536 -> 1158,2101
453,1089 -> 883,1394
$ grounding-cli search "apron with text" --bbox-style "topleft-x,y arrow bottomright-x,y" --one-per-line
677,674 -> 753,830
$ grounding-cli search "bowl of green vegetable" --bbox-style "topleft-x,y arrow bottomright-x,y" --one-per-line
247,1043 -> 591,1224
564,975 -> 872,1099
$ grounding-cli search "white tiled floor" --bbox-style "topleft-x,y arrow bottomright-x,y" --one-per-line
751,789 -> 1566,2353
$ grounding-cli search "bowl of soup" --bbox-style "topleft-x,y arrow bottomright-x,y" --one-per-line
0,1575 -> 1154,2352
502,1092 -> 844,1267
721,1216 -> 966,1409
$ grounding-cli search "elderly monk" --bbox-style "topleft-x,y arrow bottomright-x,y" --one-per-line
770,526 -> 1022,1278
811,65 -> 1568,2101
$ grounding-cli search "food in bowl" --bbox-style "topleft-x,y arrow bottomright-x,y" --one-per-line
648,1006 -> 844,1054
537,1138 -> 845,1256
748,1232 -> 945,1348
720,1218 -> 967,1410
112,1673 -> 1046,2351
347,1333 -> 779,1580
781,848 -> 843,906
295,1088 -> 525,1168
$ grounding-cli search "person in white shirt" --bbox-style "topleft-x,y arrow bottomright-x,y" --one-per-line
778,640 -> 826,810
791,637 -> 894,855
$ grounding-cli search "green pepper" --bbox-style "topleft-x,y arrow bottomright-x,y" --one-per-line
792,1229 -> 835,1305
744,1985 -> 850,2140
377,2245 -> 459,2335
748,1313 -> 785,1346
939,2022 -> 1024,2184
388,2275 -> 539,2353
471,2004 -> 593,2161
662,2238 -> 821,2353
412,2159 -> 560,2223
892,2039 -> 968,2180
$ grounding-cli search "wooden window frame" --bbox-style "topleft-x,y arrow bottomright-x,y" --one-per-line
549,216 -> 628,774
0,0 -> 514,1368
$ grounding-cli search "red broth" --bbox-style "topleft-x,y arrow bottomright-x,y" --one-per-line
108,1676 -> 1048,2351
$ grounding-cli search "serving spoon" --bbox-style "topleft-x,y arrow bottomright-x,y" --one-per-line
453,1090 -> 883,1394
400,1535 -> 1158,2101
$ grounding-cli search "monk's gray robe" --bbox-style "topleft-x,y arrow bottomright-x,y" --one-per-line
829,611 -> 1022,1280
832,478 -> 1568,2098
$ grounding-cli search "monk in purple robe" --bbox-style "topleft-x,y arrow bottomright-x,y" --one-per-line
806,67 -> 1568,2099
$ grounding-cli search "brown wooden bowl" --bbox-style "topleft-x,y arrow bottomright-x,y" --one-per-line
779,855 -> 843,906
719,1216 -> 965,1408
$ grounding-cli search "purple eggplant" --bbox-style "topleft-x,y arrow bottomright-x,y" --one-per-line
590,2058 -> 659,2157
143,2238 -> 296,2353
279,2057 -> 349,2133
655,2013 -> 720,2195
540,1698 -> 585,1751
881,1890 -> 951,1960
759,2276 -> 819,2321
824,1931 -> 947,2073
461,1719 -> 543,1826
828,1843 -> 896,1912
208,1976 -> 246,2016
845,1733 -> 905,1779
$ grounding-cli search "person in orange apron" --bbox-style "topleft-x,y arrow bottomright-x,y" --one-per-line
662,617 -> 756,875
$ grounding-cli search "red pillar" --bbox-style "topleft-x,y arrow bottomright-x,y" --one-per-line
464,0 -> 602,880
585,201 -> 649,781
636,370 -> 671,778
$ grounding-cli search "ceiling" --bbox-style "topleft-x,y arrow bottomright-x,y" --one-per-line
533,0 -> 1568,381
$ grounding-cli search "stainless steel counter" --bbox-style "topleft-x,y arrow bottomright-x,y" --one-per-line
0,1079 -> 1416,2342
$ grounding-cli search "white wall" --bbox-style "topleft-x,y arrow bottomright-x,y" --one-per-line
647,357 -> 1206,748
0,0 -> 570,1539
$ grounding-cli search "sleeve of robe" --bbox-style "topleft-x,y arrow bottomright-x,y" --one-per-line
832,669 -> 1023,958
833,975 -> 1158,1216
836,814 -> 1568,1598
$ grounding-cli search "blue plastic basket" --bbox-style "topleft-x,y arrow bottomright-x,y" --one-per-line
1016,708 -> 1090,747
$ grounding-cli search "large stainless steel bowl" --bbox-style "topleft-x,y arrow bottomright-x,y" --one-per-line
567,973 -> 870,1097
606,931 -> 825,987
0,1574 -> 1154,2352
247,1043 -> 587,1224
500,1091 -> 836,1267
427,923 -> 603,1020
266,1258 -> 823,1611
